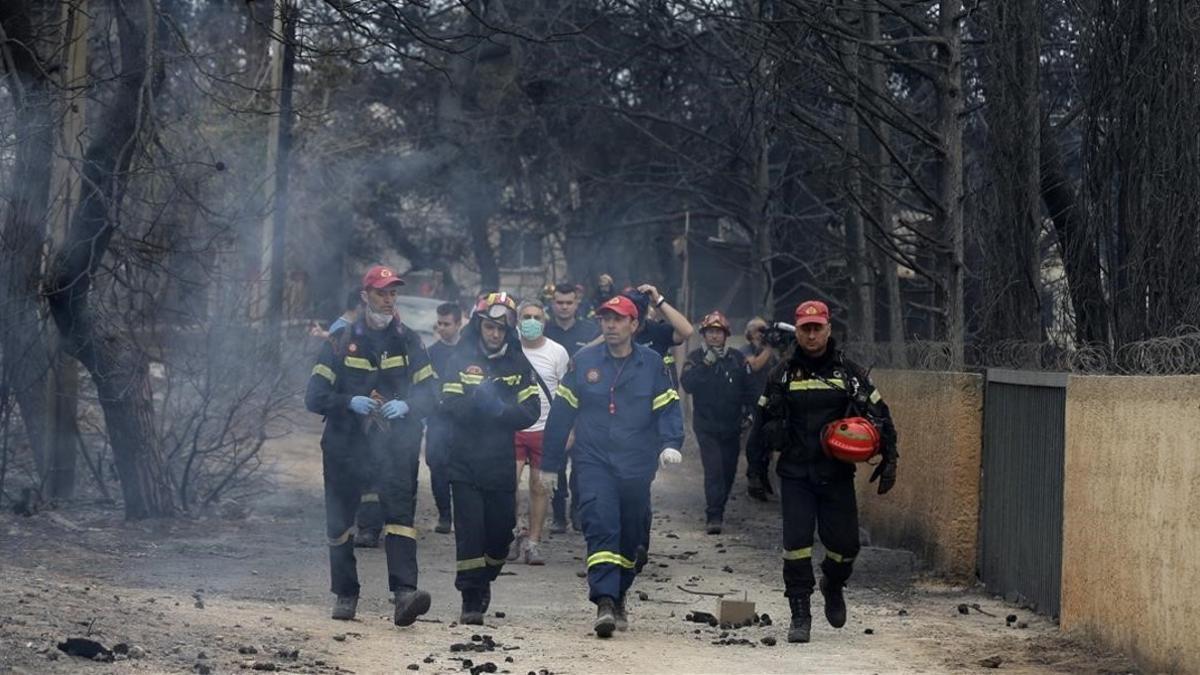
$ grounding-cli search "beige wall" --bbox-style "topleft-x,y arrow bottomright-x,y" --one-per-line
854,370 -> 983,580
1062,376 -> 1200,674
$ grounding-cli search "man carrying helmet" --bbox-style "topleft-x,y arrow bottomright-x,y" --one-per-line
542,294 -> 685,638
439,292 -> 541,624
748,300 -> 898,644
304,265 -> 439,626
680,310 -> 759,534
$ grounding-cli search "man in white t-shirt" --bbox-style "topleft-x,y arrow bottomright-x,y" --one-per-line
511,299 -> 570,565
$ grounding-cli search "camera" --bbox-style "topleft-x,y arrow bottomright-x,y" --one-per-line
761,322 -> 795,349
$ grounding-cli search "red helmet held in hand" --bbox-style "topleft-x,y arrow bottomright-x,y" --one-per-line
821,417 -> 881,463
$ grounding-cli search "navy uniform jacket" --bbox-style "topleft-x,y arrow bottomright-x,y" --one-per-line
680,347 -> 758,437
543,343 -> 685,481
439,323 -> 541,490
545,319 -> 600,358
305,318 -> 438,448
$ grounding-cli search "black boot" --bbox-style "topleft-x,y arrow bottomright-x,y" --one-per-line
613,596 -> 628,632
820,577 -> 847,628
747,475 -> 768,502
594,597 -> 617,638
331,595 -> 358,621
480,584 -> 491,615
787,596 -> 812,643
434,514 -> 452,534
353,528 -> 380,548
393,589 -> 431,627
460,590 -> 484,625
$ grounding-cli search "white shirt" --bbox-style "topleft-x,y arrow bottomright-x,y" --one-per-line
521,337 -> 570,432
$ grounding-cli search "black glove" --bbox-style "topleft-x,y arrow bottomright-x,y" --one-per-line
869,456 -> 897,495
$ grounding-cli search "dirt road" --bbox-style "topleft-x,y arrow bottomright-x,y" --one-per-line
0,423 -> 1134,674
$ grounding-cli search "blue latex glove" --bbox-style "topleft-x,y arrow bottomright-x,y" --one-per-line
349,396 -> 378,416
381,399 -> 410,420
474,380 -> 506,418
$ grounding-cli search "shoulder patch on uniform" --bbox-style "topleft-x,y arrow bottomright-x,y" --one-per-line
465,364 -> 484,376
348,343 -> 358,353
585,368 -> 601,383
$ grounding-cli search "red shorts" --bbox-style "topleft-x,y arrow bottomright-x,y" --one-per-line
514,430 -> 544,468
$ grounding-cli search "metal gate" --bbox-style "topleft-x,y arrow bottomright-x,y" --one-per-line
979,369 -> 1067,618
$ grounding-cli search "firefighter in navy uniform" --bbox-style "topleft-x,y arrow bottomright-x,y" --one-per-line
680,310 -> 759,534
748,300 -> 898,644
439,292 -> 541,625
304,265 -> 439,626
542,294 -> 685,639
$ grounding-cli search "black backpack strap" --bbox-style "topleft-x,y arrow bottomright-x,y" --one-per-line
530,367 -> 553,401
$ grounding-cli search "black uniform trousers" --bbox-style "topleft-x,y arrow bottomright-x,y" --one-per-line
696,429 -> 741,522
425,419 -> 453,521
322,427 -> 421,597
779,474 -> 860,597
745,428 -> 772,484
355,486 -> 383,535
452,480 -> 516,592
551,452 -> 580,526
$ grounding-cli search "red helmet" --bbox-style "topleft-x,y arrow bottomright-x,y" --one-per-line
821,417 -> 881,463
699,310 -> 731,334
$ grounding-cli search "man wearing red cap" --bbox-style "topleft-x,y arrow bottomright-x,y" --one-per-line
748,300 -> 898,644
305,265 -> 439,626
542,294 -> 685,638
680,310 -> 759,534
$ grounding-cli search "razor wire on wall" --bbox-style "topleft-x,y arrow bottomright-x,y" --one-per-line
842,327 -> 1200,375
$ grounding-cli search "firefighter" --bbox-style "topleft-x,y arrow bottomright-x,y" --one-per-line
748,300 -> 898,644
440,292 -> 541,625
680,310 -> 758,534
304,265 -> 438,626
542,294 -> 685,638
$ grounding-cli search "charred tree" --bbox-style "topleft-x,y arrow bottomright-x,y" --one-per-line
0,0 -> 57,483
44,0 -> 174,519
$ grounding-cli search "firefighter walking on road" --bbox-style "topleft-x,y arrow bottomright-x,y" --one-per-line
748,300 -> 898,644
542,294 -> 685,638
680,311 -> 758,535
304,265 -> 438,626
439,292 -> 541,625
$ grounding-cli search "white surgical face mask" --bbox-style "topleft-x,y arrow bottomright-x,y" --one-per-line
365,307 -> 393,330
519,318 -> 544,340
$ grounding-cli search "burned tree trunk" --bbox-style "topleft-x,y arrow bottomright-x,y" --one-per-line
44,0 -> 174,519
936,0 -> 966,368
0,0 -> 57,481
1040,127 -> 1108,346
980,0 -> 1043,343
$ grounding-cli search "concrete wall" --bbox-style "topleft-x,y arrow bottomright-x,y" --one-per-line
1061,376 -> 1200,674
854,370 -> 983,580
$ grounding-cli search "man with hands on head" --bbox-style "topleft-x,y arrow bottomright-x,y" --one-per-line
627,283 -> 694,386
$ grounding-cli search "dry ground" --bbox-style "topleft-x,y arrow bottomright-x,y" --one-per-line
0,419 -> 1136,674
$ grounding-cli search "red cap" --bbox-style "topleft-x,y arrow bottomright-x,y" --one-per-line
362,265 -> 405,290
794,300 -> 830,326
597,294 -> 639,319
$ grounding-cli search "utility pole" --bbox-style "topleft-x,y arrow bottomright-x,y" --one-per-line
259,0 -> 297,357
